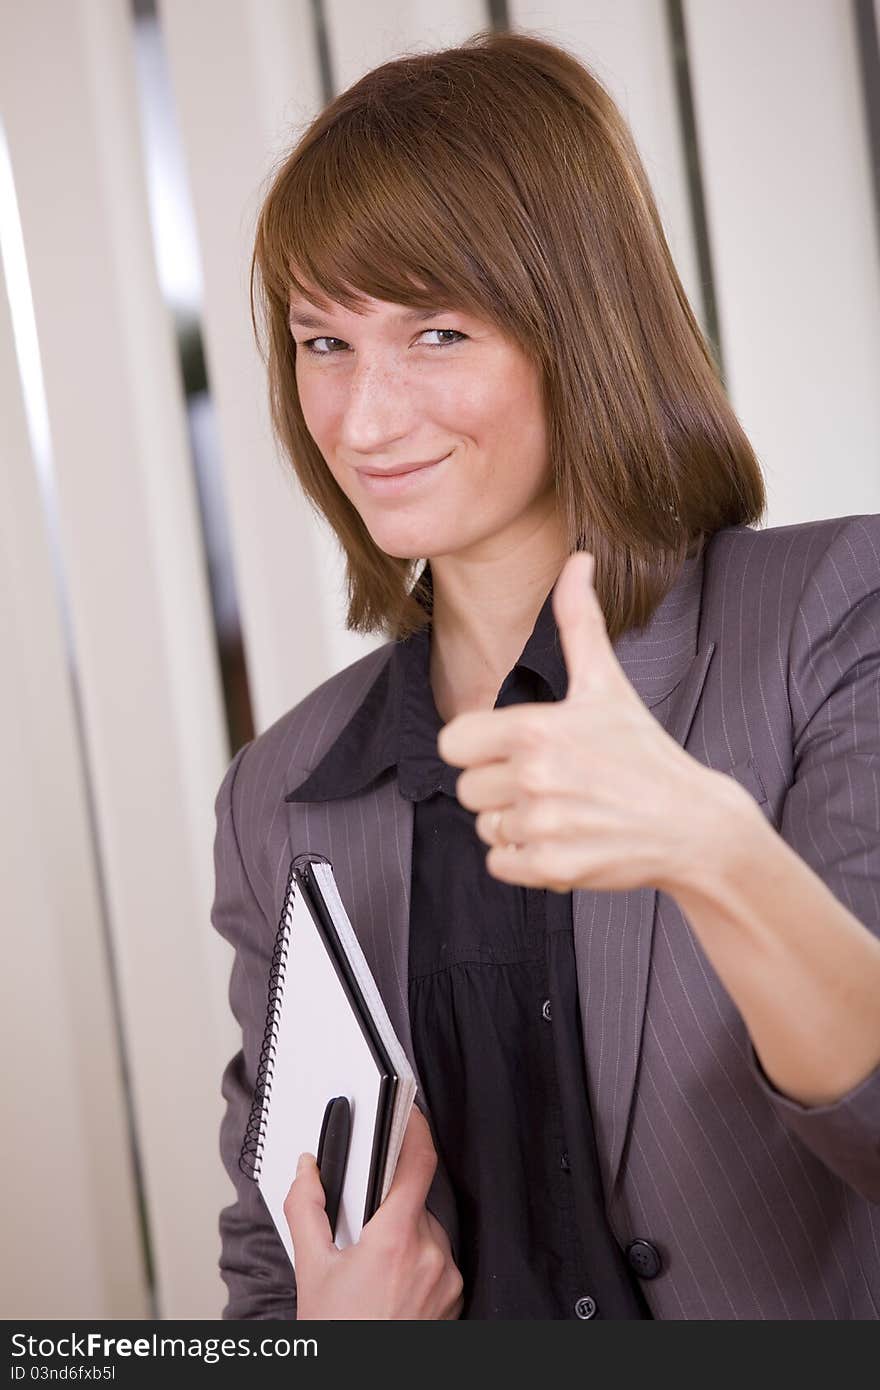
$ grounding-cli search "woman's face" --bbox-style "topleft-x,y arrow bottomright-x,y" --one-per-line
289,291 -> 555,563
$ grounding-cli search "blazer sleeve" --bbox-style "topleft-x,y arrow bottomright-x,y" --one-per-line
210,741 -> 298,1320
745,513 -> 880,1202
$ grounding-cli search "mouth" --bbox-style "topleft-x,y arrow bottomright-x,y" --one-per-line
354,452 -> 451,496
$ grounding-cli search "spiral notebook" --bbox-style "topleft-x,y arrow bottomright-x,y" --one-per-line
239,852 -> 417,1270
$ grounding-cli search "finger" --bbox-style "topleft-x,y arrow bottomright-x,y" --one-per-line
551,551 -> 618,700
437,703 -> 542,770
455,760 -> 518,813
445,1291 -> 465,1321
424,1209 -> 454,1256
475,794 -> 585,847
380,1103 -> 438,1218
484,838 -> 573,890
422,1212 -> 464,1322
283,1152 -> 336,1270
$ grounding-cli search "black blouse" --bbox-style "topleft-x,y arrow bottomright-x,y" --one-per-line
291,564 -> 651,1319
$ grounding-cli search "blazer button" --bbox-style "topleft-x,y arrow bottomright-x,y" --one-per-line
625,1238 -> 662,1279
574,1295 -> 597,1319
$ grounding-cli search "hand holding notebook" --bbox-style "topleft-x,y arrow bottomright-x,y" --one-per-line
238,850 -> 463,1316
284,1102 -> 465,1320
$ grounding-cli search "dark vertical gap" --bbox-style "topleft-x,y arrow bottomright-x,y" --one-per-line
486,0 -> 511,31
310,0 -> 336,101
854,0 -> 880,268
665,0 -> 726,387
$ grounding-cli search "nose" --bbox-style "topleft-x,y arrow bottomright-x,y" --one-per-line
337,355 -> 417,455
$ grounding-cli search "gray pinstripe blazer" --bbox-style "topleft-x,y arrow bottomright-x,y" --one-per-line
211,513 -> 880,1320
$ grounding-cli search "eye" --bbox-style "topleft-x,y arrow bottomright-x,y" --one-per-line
421,328 -> 466,347
300,336 -> 346,355
298,328 -> 467,356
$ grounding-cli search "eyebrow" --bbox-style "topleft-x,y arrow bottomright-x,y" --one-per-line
288,306 -> 452,330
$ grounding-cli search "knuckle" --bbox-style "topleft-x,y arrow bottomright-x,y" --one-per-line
442,1267 -> 465,1318
424,1210 -> 450,1250
421,1240 -> 447,1284
413,1145 -> 439,1186
518,799 -> 547,838
527,844 -> 566,894
519,754 -> 552,796
519,709 -> 547,746
372,1225 -> 409,1270
546,852 -> 572,893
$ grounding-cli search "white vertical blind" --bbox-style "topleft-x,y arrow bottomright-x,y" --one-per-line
0,0 -> 234,1317
0,154 -> 149,1321
683,0 -> 880,520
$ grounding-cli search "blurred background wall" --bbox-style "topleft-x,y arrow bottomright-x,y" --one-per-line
1,0 -> 878,1319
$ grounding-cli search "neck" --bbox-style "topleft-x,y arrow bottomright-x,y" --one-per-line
426,516 -> 569,721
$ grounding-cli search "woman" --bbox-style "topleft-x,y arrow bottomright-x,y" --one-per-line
211,29 -> 880,1319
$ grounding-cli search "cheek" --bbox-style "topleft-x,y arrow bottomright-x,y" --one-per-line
294,351 -> 342,423
294,369 -> 325,436
295,378 -> 350,494
485,395 -> 549,497
456,355 -> 546,458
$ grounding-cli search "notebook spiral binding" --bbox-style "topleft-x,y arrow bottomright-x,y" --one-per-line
238,857 -> 298,1180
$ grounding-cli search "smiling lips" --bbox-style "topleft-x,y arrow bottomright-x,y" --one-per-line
357,453 -> 450,477
355,453 -> 450,495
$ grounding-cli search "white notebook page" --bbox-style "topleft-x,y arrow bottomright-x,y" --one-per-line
256,882 -> 387,1267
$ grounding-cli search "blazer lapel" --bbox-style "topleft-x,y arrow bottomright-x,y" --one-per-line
573,549 -> 714,1199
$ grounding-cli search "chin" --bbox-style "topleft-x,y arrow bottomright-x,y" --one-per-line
366,522 -> 452,561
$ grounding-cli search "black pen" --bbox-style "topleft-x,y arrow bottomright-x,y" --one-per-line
316,1095 -> 352,1238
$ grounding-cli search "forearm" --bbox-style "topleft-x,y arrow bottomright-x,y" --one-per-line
664,769 -> 880,1107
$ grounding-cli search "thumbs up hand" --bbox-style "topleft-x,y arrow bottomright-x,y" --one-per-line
437,552 -> 714,896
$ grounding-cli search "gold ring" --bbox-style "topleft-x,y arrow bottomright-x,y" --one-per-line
490,809 -> 524,851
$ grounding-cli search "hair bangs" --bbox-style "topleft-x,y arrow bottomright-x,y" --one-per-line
256,110 -> 534,343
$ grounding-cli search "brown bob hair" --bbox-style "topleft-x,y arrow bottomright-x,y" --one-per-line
250,27 -> 766,643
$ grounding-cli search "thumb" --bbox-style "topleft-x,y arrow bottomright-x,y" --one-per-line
381,1102 -> 438,1219
283,1151 -> 336,1270
552,551 -> 615,699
